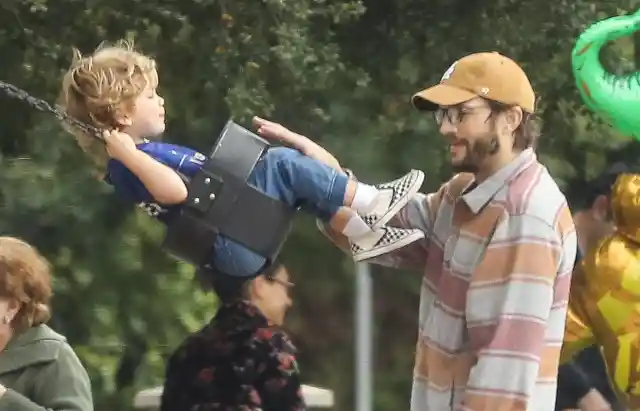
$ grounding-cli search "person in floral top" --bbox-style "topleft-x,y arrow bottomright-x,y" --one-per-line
160,262 -> 305,411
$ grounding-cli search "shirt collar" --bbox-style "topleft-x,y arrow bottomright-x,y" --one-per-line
214,299 -> 269,336
461,148 -> 537,214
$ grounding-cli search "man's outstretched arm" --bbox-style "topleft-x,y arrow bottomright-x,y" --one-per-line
252,115 -> 438,270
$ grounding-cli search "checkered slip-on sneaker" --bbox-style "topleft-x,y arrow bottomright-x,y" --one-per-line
360,169 -> 425,230
350,226 -> 424,262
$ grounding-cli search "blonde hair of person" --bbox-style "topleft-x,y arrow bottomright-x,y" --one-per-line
58,40 -> 158,174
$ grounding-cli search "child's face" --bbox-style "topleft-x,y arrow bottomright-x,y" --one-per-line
120,74 -> 165,140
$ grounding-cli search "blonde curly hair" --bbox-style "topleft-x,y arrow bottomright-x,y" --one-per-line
0,236 -> 53,333
58,40 -> 158,174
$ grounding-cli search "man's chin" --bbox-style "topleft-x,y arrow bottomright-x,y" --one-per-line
450,158 -> 466,170
451,161 -> 478,174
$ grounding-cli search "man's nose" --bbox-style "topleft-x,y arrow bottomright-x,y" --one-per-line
439,120 -> 456,135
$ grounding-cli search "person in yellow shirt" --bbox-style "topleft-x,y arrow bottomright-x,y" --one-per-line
562,169 -> 640,410
558,165 -> 630,411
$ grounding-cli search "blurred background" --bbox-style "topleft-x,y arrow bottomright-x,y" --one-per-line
1,1 -> 640,410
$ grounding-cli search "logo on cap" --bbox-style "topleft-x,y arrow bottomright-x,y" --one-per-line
441,61 -> 457,82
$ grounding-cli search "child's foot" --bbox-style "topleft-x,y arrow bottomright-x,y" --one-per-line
360,169 -> 424,230
350,226 -> 424,262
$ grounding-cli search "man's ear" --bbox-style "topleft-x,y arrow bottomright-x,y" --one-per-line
505,106 -> 523,133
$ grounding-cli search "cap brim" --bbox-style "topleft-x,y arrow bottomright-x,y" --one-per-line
411,84 -> 477,111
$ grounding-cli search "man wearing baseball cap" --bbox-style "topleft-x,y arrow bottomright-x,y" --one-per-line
372,51 -> 575,411
412,51 -> 539,157
252,51 -> 577,410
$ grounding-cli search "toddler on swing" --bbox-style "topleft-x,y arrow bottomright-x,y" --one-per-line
58,41 -> 425,278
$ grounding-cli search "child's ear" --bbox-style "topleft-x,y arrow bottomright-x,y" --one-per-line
117,116 -> 133,127
113,109 -> 133,127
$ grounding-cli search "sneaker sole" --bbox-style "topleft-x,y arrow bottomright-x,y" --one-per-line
353,230 -> 424,262
371,170 -> 425,230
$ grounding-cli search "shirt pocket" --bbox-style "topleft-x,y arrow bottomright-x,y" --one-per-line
448,213 -> 501,275
448,234 -> 485,274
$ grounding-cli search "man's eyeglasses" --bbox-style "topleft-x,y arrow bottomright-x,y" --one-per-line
434,106 -> 489,126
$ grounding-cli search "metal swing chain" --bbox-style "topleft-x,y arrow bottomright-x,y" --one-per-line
0,80 -> 104,142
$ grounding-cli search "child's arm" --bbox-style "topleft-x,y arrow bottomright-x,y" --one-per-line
117,149 -> 188,204
104,130 -> 188,204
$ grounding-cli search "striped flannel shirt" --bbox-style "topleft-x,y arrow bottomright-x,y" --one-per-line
326,149 -> 577,410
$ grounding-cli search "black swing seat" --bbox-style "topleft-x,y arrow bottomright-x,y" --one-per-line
161,120 -> 295,272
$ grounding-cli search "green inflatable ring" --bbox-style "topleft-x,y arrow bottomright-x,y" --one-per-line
572,10 -> 640,140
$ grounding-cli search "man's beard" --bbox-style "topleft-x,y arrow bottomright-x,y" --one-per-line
451,133 -> 501,174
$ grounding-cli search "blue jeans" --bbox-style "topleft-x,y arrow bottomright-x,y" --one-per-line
212,147 -> 348,277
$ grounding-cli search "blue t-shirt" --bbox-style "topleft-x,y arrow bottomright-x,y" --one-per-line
104,140 -> 268,277
105,140 -> 207,223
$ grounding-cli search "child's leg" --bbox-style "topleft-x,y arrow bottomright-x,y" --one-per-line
249,147 -> 424,234
249,148 -> 371,237
251,147 -> 375,211
207,147 -> 425,276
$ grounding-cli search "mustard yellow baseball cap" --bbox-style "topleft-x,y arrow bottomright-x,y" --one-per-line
412,52 -> 535,113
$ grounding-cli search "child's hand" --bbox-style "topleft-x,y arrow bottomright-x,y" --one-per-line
103,130 -> 138,161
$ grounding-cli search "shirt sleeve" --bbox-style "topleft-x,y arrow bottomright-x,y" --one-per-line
462,214 -> 575,411
317,186 -> 445,272
560,272 -> 596,364
105,160 -> 155,203
365,191 -> 440,270
0,343 -> 94,411
138,142 -> 206,179
105,142 -> 206,204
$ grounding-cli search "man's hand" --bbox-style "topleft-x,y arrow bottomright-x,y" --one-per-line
577,389 -> 612,411
103,129 -> 138,161
252,116 -> 342,170
252,116 -> 308,148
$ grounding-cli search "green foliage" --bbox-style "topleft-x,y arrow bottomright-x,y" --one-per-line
1,1 -> 640,410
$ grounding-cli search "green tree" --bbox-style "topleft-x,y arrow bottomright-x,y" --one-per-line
1,1 -> 640,410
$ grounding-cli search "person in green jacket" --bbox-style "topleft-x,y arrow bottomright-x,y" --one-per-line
0,236 -> 93,411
